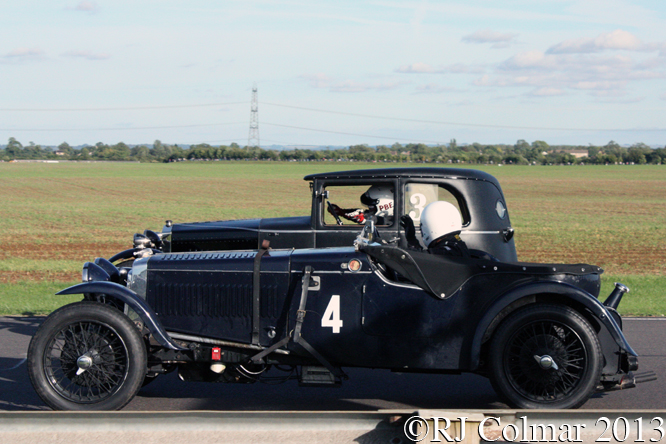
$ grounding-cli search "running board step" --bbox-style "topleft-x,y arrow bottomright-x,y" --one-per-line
299,366 -> 342,387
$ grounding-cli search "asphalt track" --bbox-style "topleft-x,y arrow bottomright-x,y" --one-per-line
1,316 -> 663,412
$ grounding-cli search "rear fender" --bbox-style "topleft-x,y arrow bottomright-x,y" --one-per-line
57,281 -> 187,351
469,281 -> 637,371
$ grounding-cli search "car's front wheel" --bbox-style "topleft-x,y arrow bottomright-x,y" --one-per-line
28,301 -> 147,410
488,304 -> 603,409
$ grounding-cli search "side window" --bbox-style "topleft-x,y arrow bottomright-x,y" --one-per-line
404,183 -> 467,227
323,184 -> 395,227
404,184 -> 438,225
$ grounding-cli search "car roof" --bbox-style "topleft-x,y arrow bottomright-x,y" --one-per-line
304,167 -> 498,184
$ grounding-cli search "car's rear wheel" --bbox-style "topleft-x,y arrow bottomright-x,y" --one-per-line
28,301 -> 147,410
488,304 -> 602,409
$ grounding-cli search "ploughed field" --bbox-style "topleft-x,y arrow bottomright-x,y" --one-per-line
0,162 -> 664,315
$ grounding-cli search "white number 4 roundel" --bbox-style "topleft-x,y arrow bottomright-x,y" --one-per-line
322,295 -> 343,333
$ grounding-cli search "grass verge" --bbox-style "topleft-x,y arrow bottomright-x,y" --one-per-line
601,275 -> 666,316
0,281 -> 80,316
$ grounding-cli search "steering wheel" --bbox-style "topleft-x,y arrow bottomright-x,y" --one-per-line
326,200 -> 344,226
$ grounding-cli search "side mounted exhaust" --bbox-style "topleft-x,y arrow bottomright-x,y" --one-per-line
604,282 -> 629,310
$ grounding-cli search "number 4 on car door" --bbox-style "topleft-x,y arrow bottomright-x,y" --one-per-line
322,295 -> 343,333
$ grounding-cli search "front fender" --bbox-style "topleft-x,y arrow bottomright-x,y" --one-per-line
57,281 -> 187,351
469,281 -> 637,371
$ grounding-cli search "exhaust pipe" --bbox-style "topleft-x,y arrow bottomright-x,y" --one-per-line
604,282 -> 630,310
600,371 -> 658,392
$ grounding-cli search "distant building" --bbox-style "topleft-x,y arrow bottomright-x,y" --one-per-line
551,149 -> 588,158
565,150 -> 588,158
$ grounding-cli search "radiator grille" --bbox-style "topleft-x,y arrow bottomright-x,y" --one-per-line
162,251 -> 256,261
152,282 -> 280,319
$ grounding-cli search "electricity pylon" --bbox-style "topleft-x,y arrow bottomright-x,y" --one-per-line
247,83 -> 260,149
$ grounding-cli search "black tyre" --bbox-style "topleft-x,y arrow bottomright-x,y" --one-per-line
28,301 -> 147,411
488,304 -> 602,409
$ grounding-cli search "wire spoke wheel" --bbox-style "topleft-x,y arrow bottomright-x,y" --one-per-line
504,320 -> 586,403
44,321 -> 129,403
489,304 -> 602,409
28,302 -> 147,410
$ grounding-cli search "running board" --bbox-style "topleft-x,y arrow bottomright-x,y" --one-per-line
299,366 -> 342,387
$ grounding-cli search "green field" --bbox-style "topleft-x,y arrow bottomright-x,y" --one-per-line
0,161 -> 664,315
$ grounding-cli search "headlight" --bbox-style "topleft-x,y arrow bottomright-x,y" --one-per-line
126,257 -> 150,299
133,233 -> 152,249
82,262 -> 110,283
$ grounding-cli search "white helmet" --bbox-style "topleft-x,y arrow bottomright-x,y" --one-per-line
420,201 -> 462,247
361,185 -> 394,218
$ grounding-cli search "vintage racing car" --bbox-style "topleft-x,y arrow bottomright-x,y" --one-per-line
27,168 -> 640,411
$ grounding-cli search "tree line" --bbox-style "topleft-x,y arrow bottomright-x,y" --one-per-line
2,137 -> 665,165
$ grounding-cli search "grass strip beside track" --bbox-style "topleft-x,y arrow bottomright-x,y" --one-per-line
0,162 -> 663,316
0,281 -> 80,316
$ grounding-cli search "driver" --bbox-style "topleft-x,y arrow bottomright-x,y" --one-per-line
419,201 -> 497,260
327,185 -> 394,225
420,201 -> 470,257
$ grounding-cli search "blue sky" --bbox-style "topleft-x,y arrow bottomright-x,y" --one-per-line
2,0 -> 665,147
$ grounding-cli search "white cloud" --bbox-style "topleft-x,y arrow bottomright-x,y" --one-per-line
474,75 -> 490,86
500,51 -> 637,77
396,63 -> 435,73
570,80 -> 627,91
462,29 -> 519,48
67,1 -> 99,13
1,48 -> 45,62
474,44 -> 665,99
61,50 -> 110,60
300,73 -> 332,89
395,62 -> 485,74
595,29 -> 643,50
636,57 -> 666,70
502,50 -> 553,69
548,29 -> 644,54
